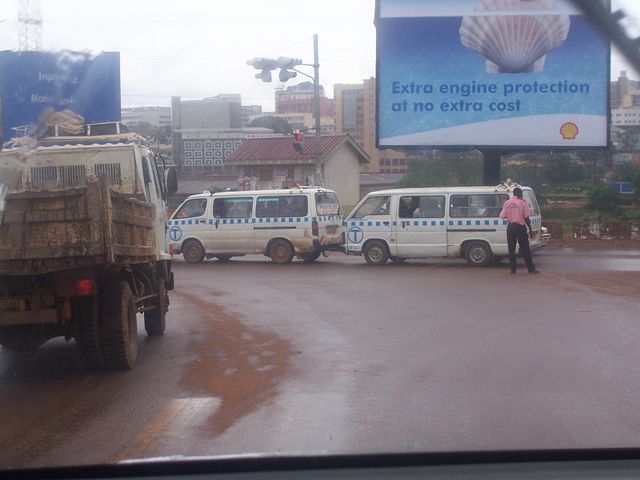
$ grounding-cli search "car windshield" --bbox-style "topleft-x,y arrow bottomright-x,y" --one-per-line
1,0 -> 640,473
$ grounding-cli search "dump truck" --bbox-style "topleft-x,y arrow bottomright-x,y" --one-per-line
0,125 -> 177,369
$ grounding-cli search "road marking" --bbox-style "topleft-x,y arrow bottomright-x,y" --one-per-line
112,397 -> 220,462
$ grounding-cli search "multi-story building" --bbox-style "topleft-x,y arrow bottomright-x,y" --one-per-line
241,105 -> 263,127
275,81 -> 335,132
121,106 -> 172,129
334,78 -> 407,174
172,94 -> 250,172
610,70 -> 640,110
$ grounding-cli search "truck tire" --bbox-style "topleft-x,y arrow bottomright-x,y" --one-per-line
302,250 -> 321,263
144,278 -> 167,337
100,278 -> 138,370
363,240 -> 389,266
74,295 -> 104,370
182,240 -> 205,264
270,239 -> 294,264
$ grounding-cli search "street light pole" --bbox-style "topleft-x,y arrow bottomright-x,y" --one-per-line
247,35 -> 324,186
313,34 -> 323,187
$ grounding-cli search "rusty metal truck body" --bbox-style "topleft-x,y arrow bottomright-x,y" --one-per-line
0,130 -> 175,369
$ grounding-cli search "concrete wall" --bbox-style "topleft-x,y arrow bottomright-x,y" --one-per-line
324,142 -> 362,207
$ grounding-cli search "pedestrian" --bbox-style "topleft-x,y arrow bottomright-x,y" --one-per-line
499,187 -> 539,274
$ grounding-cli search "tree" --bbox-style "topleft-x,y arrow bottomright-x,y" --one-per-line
249,116 -> 293,134
397,151 -> 482,187
587,184 -> 621,214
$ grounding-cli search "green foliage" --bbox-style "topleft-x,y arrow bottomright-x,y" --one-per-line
249,115 -> 293,134
587,184 -> 621,214
396,151 -> 482,187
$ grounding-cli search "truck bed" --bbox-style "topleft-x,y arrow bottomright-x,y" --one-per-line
0,176 -> 157,275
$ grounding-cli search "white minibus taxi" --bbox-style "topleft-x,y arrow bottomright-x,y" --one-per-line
168,187 -> 343,264
344,184 -> 544,266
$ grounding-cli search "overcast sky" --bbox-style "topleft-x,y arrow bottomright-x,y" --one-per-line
0,0 -> 639,110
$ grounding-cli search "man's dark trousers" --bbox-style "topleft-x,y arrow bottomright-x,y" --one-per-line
507,223 -> 535,273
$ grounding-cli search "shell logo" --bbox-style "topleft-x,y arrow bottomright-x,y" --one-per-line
560,122 -> 579,140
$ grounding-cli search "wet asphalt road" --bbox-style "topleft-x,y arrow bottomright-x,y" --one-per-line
0,248 -> 639,469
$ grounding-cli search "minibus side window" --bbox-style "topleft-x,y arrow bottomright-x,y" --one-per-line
450,194 -> 506,218
213,197 -> 253,218
256,195 -> 308,217
352,195 -> 391,219
399,196 -> 445,218
173,198 -> 207,219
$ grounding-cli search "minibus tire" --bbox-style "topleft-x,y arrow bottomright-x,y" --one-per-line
363,240 -> 389,266
270,239 -> 294,264
302,250 -> 321,263
182,240 -> 205,264
390,256 -> 406,264
464,241 -> 492,267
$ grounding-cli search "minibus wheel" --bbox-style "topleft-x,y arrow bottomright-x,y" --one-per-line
464,241 -> 492,267
390,256 -> 406,264
302,250 -> 321,263
182,240 -> 205,264
363,240 -> 389,266
217,255 -> 232,263
270,239 -> 294,264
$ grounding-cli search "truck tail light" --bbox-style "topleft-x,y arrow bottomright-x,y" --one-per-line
341,231 -> 346,245
312,220 -> 319,236
74,279 -> 95,296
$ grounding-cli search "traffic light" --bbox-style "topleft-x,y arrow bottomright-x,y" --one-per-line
279,68 -> 297,82
293,131 -> 304,153
255,70 -> 272,82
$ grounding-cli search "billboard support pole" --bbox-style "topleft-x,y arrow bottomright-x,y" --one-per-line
481,150 -> 501,186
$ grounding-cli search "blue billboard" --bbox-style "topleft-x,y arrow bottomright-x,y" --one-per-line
376,0 -> 609,148
0,51 -> 120,142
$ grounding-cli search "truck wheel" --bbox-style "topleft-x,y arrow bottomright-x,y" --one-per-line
270,239 -> 294,264
465,241 -> 493,267
363,240 -> 389,266
302,250 -> 321,263
182,240 -> 205,264
144,278 -> 167,337
74,295 -> 104,370
100,279 -> 138,370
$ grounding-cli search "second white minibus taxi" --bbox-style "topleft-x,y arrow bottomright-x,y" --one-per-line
168,187 -> 343,264
344,184 -> 544,266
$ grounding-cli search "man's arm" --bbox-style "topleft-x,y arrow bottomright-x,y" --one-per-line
525,217 -> 533,237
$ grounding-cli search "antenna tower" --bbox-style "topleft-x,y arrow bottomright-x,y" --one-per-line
18,0 -> 43,51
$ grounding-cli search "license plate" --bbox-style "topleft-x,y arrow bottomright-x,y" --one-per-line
0,299 -> 27,312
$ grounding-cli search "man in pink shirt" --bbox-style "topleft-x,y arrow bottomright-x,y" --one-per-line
499,187 -> 539,274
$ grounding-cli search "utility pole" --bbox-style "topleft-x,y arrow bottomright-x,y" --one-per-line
313,34 -> 323,186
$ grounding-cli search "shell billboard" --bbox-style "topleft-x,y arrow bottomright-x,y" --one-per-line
376,0 -> 609,148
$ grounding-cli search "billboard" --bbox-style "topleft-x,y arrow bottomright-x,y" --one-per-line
376,0 -> 610,148
0,51 -> 120,142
